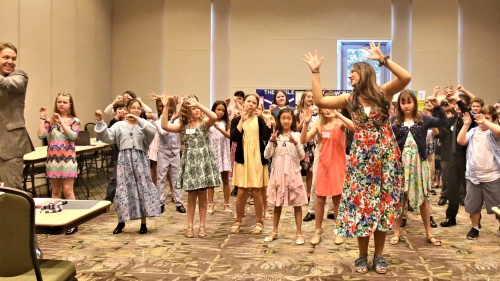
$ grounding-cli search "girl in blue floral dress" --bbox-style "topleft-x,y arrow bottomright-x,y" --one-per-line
95,99 -> 161,235
161,95 -> 221,238
303,42 -> 411,274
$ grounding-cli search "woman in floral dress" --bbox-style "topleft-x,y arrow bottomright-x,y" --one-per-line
303,42 -> 411,274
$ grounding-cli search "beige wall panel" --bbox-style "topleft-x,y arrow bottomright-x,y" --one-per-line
164,0 -> 211,106
459,0 -> 500,105
76,0 -> 97,125
229,0 -> 391,96
411,0 -> 458,95
391,0 -> 411,86
164,49 -> 211,105
230,0 -> 391,39
230,39 -> 337,92
20,0 -> 52,141
112,0 -> 164,111
0,0 -> 20,53
95,0 -> 113,113
410,52 -> 457,93
52,0 -> 77,97
412,0 -> 459,52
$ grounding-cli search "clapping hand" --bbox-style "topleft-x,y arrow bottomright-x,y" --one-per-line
302,50 -> 324,73
95,110 -> 103,122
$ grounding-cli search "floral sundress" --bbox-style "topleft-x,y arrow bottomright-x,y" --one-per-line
335,95 -> 403,238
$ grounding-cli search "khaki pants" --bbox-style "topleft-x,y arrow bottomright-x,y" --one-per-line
0,157 -> 24,190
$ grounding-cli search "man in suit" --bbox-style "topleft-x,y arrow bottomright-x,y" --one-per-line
0,42 -> 31,189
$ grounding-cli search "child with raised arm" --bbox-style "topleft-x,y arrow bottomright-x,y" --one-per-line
301,102 -> 354,246
457,106 -> 500,239
161,95 -> 221,238
95,99 -> 161,235
263,108 -> 307,245
390,90 -> 447,246
37,92 -> 80,202
208,100 -> 232,215
303,42 -> 411,274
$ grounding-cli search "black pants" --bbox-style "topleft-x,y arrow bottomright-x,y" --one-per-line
444,154 -> 466,219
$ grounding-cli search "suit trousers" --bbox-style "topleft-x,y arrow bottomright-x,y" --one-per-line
156,151 -> 182,206
0,157 -> 24,190
444,154 -> 467,219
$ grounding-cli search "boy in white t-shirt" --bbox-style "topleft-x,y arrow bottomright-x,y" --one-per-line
457,105 -> 500,239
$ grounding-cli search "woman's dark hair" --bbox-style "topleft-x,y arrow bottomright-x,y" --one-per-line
211,100 -> 229,128
275,108 -> 296,136
234,91 -> 245,99
273,90 -> 289,106
124,90 -> 136,99
351,62 -> 390,118
394,90 -> 423,126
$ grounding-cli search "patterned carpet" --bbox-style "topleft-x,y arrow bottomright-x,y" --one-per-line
35,173 -> 500,281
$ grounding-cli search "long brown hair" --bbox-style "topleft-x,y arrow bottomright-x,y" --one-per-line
351,62 -> 390,118
53,92 -> 77,118
394,90 -> 423,126
297,91 -> 313,111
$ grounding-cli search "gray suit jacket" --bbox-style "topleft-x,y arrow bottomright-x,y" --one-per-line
0,69 -> 32,160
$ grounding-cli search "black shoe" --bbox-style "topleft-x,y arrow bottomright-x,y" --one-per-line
440,218 -> 456,227
408,205 -> 414,212
466,227 -> 479,239
400,218 -> 407,227
459,200 -> 465,206
160,204 -> 165,214
438,199 -> 447,206
327,213 -> 335,220
303,212 -> 315,222
113,222 -> 125,234
139,223 -> 148,234
65,226 -> 78,235
429,189 -> 437,195
176,204 -> 186,213
230,186 -> 238,196
430,216 -> 437,228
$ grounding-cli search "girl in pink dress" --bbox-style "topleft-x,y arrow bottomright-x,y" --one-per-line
301,105 -> 354,246
263,108 -> 307,245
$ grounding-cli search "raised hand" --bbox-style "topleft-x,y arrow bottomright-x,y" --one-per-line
95,110 -> 103,122
363,42 -> 384,62
269,129 -> 278,142
462,112 -> 472,126
39,107 -> 47,119
456,84 -> 463,92
473,113 -> 485,124
225,98 -> 231,106
262,109 -> 272,121
184,95 -> 199,107
147,91 -> 161,101
446,89 -> 459,102
303,107 -> 313,124
433,86 -> 441,97
240,106 -> 249,121
302,50 -> 324,73
427,96 -> 443,107
161,92 -> 173,107
115,95 -> 123,101
269,104 -> 278,111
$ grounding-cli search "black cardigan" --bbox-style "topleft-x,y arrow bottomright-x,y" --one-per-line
230,116 -> 271,165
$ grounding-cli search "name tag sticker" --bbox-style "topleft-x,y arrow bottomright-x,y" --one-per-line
186,128 -> 196,135
322,131 -> 331,139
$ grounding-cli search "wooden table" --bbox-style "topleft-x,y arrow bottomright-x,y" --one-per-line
35,199 -> 111,235
23,141 -> 110,197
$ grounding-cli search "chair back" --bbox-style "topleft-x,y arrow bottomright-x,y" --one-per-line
75,130 -> 91,146
84,122 -> 97,139
0,187 -> 42,280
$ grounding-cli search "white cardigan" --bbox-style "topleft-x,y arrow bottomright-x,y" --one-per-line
264,132 -> 305,173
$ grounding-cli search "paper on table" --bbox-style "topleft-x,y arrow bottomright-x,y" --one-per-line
34,198 -> 62,208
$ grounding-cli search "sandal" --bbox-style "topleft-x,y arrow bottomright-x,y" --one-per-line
354,256 -> 369,274
373,255 -> 388,274
207,204 -> 215,215
427,236 -> 442,246
295,234 -> 305,245
185,227 -> 194,238
199,227 -> 207,238
389,235 -> 400,245
252,222 -> 263,234
223,204 -> 233,215
264,232 -> 278,242
230,222 -> 241,234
